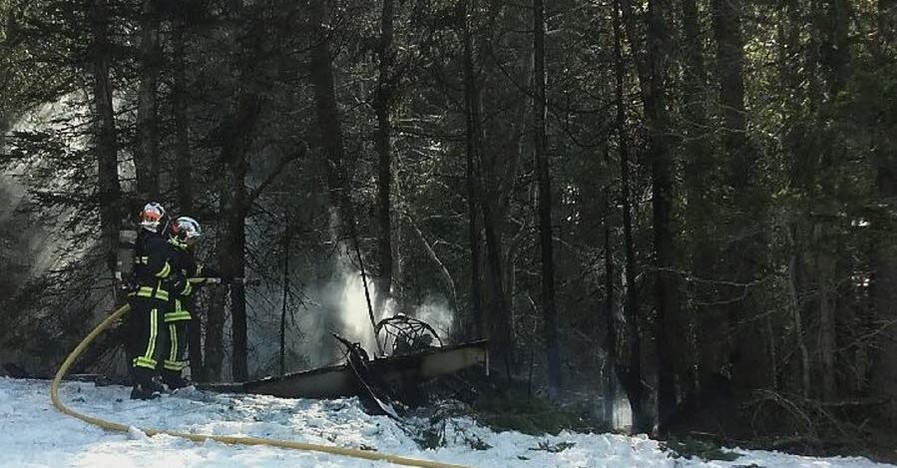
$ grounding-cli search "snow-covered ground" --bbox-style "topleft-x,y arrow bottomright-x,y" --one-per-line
0,377 -> 891,467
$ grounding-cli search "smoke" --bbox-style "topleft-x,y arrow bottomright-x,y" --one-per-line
7,95 -> 462,378
333,262 -> 391,353
0,175 -> 25,221
334,262 -> 459,352
413,296 -> 454,341
247,249 -> 460,376
4,93 -> 93,276
1,94 -> 119,374
245,250 -> 390,373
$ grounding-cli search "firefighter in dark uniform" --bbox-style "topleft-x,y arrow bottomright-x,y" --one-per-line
128,202 -> 181,400
161,216 -> 226,390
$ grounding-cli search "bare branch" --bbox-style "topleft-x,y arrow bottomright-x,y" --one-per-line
245,142 -> 307,209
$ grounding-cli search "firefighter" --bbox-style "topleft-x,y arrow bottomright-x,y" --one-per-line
162,216 -> 228,390
127,202 -> 181,400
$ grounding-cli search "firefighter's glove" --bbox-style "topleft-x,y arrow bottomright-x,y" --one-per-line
167,272 -> 191,296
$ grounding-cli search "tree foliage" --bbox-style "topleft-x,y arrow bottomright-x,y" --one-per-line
2,0 -> 896,454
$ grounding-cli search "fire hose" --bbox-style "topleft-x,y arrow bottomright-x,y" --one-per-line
50,303 -> 470,468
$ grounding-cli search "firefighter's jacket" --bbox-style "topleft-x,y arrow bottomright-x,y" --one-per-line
166,238 -> 219,322
130,229 -> 177,302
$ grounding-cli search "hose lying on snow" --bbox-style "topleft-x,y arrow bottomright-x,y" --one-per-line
50,304 -> 470,468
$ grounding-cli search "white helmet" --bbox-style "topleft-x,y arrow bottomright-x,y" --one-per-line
139,202 -> 166,232
171,216 -> 202,241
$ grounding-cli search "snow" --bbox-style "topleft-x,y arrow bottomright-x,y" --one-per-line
0,377 -> 891,468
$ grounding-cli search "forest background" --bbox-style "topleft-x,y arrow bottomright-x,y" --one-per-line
1,0 -> 896,460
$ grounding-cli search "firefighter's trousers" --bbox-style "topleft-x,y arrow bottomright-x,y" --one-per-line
160,299 -> 192,379
126,293 -> 169,385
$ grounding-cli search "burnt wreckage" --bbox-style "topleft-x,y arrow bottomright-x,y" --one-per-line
202,315 -> 489,415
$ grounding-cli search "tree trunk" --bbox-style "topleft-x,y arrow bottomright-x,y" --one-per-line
205,289 -> 225,381
281,217 -> 291,376
680,0 -> 716,396
309,0 -> 350,229
871,0 -> 897,422
407,213 -> 458,312
878,0 -> 897,57
351,221 -> 380,354
871,218 -> 897,421
204,0 -> 259,383
643,0 -> 677,431
172,18 -> 193,215
227,94 -> 258,382
787,225 -> 811,397
533,0 -> 560,399
712,0 -> 769,390
621,0 -> 677,429
135,0 -> 160,200
88,0 -> 122,275
603,143 -> 618,425
816,230 -> 837,399
205,93 -> 259,382
309,0 -> 350,232
815,0 -> 851,400
779,0 -> 809,398
309,0 -> 381,352
459,1 -> 512,374
819,0 -> 851,94
229,202 -> 248,381
462,1 -> 483,340
614,0 -> 650,434
482,199 -> 514,377
171,15 -> 201,379
374,0 -> 396,312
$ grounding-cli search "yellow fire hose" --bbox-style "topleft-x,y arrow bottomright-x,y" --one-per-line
50,304 -> 471,468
